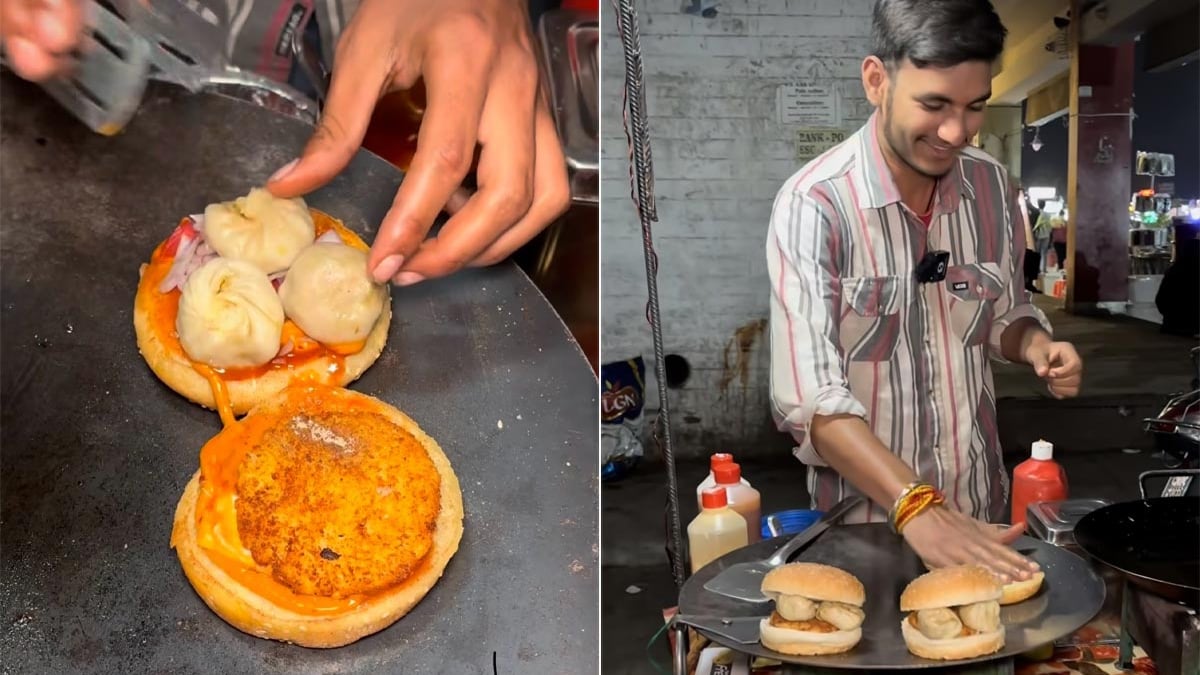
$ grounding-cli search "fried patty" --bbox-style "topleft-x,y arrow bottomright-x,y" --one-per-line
235,409 -> 441,597
769,612 -> 838,633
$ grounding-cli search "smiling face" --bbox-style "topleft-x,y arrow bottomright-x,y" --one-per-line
863,57 -> 993,179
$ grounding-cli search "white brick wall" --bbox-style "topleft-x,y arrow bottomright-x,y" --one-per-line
601,0 -> 876,459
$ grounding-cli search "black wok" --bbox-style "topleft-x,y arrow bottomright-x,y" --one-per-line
1073,497 -> 1200,606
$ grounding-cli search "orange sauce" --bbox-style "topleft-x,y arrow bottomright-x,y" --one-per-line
143,211 -> 371,426
193,384 -> 431,615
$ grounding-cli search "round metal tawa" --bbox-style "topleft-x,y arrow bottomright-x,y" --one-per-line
0,73 -> 597,674
679,524 -> 1105,670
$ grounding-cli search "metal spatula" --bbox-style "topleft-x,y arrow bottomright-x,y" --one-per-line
702,496 -> 863,603
32,0 -> 152,136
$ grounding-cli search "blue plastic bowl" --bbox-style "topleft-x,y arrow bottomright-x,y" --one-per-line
761,509 -> 824,539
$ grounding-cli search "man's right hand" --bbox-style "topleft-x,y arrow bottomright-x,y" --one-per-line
901,505 -> 1040,583
1,0 -> 85,81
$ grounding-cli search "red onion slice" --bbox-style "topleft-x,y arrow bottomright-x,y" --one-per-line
158,233 -> 200,293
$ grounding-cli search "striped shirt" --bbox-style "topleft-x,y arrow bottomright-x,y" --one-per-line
203,0 -> 358,83
766,112 -> 1052,525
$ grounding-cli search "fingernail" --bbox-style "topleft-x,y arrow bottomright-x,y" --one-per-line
269,158 -> 298,183
393,272 -> 425,287
372,254 -> 404,283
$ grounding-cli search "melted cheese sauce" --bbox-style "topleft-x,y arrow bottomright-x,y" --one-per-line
195,386 -> 367,614
143,211 -> 370,426
193,384 -> 435,615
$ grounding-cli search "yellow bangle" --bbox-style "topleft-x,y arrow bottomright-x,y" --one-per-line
888,482 -> 922,527
892,485 -> 946,534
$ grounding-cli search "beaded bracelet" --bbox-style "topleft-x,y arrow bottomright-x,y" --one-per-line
889,483 -> 946,534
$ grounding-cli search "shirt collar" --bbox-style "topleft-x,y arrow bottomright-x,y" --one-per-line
855,110 -> 966,216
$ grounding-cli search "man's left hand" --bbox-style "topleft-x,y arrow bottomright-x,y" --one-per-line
1026,339 -> 1083,399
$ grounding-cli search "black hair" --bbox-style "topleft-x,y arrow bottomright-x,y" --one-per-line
871,0 -> 1007,69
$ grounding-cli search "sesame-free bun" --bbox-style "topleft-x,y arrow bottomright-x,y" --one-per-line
761,563 -> 866,606
759,619 -> 861,656
1000,571 -> 1045,605
900,565 -> 1002,612
900,616 -> 1004,660
170,385 -> 464,648
134,209 -> 391,416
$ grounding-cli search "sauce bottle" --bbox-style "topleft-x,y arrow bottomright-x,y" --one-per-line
714,463 -> 762,543
696,453 -> 736,509
687,487 -> 749,573
1011,439 -> 1069,527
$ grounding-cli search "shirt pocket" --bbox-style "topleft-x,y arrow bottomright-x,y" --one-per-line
945,262 -> 1004,347
839,275 -> 909,362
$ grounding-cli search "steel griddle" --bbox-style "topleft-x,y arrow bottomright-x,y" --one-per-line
678,524 -> 1106,670
0,72 -> 598,674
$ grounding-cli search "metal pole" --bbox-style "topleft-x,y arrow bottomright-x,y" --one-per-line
611,0 -> 687,592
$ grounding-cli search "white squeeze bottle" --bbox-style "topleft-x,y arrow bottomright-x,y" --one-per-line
714,462 -> 762,543
688,487 -> 749,573
696,453 -> 750,510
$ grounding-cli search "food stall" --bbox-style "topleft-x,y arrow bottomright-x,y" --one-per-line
606,0 -> 1197,670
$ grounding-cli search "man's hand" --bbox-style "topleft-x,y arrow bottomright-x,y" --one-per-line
1025,338 -> 1083,399
1,0 -> 85,81
902,506 -> 1040,583
267,0 -> 571,287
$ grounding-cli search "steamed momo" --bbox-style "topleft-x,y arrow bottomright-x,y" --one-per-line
279,242 -> 387,345
204,188 -> 315,274
177,258 -> 285,368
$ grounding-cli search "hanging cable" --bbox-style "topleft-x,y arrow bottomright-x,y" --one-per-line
610,0 -> 686,592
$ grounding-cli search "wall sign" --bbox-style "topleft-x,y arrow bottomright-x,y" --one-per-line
777,83 -> 841,127
794,128 -> 847,162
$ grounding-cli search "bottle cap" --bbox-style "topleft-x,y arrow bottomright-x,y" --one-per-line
701,487 -> 728,509
714,463 -> 741,484
710,453 -> 734,471
1032,439 -> 1054,461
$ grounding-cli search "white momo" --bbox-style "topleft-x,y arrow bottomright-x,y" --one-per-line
203,187 -> 315,274
278,242 -> 387,345
177,258 -> 285,368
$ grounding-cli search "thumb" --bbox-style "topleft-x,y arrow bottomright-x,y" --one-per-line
266,61 -> 386,198
995,521 -> 1025,544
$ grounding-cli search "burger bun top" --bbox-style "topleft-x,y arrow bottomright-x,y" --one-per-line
761,562 -> 866,607
900,565 -> 1002,611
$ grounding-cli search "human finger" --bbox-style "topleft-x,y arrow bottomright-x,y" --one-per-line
366,34 -> 493,282
265,32 -> 390,198
467,93 -> 570,268
2,35 -> 62,80
30,0 -> 84,56
393,49 -> 538,283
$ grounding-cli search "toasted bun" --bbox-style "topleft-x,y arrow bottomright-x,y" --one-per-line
134,211 -> 391,416
759,619 -> 861,656
761,563 -> 865,606
1000,571 -> 1045,605
170,387 -> 464,648
900,565 -> 1001,611
900,617 -> 1004,660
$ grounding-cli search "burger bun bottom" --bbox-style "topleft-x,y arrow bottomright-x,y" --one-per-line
1001,571 -> 1045,605
900,617 -> 1004,661
759,618 -> 861,656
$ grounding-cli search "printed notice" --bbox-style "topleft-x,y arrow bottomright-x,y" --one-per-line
777,84 -> 841,127
794,129 -> 847,162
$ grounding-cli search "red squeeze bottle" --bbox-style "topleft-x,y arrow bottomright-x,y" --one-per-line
1011,439 -> 1069,527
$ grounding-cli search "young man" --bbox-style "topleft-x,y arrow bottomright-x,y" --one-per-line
766,0 -> 1083,583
